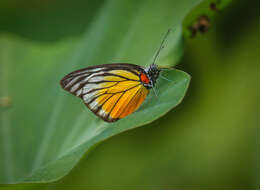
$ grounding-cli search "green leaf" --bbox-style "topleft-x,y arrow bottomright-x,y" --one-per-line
0,0 -> 200,184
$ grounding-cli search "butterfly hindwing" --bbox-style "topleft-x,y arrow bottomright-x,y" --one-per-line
60,64 -> 149,122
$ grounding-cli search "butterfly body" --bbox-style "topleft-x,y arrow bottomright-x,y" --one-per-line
143,63 -> 160,88
60,63 -> 161,122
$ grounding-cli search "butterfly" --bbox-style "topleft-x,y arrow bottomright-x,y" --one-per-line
60,30 -> 171,122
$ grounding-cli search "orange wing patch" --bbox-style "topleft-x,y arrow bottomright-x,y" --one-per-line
92,71 -> 149,121
110,85 -> 149,119
95,85 -> 149,121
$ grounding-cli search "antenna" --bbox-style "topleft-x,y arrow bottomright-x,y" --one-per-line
152,29 -> 171,65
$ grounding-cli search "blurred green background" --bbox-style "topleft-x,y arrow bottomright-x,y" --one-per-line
1,0 -> 260,189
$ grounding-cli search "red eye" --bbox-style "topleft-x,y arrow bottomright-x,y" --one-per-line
140,73 -> 150,84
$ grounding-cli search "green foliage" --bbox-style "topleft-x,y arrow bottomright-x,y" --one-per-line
2,0 -> 258,189
183,0 -> 232,37
0,0 -> 207,184
42,2 -> 259,189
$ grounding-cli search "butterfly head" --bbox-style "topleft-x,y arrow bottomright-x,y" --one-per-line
141,63 -> 161,89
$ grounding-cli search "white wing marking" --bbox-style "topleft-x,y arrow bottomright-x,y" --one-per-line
82,83 -> 99,94
76,89 -> 82,96
83,91 -> 98,102
82,72 -> 104,82
65,73 -> 90,88
70,68 -> 104,76
70,83 -> 80,92
98,109 -> 108,117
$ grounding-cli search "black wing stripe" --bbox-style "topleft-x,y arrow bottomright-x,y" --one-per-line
83,82 -> 120,95
86,80 -> 126,84
92,73 -> 139,81
69,69 -> 102,77
100,67 -> 140,76
68,66 -> 141,78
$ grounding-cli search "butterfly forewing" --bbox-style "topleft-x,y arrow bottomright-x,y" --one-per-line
60,64 -> 149,122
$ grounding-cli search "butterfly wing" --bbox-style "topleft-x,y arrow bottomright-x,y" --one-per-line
60,64 -> 149,122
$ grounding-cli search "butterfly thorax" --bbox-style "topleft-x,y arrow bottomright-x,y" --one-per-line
141,64 -> 160,89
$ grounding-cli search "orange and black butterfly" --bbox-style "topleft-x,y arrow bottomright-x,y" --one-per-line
60,30 -> 171,122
